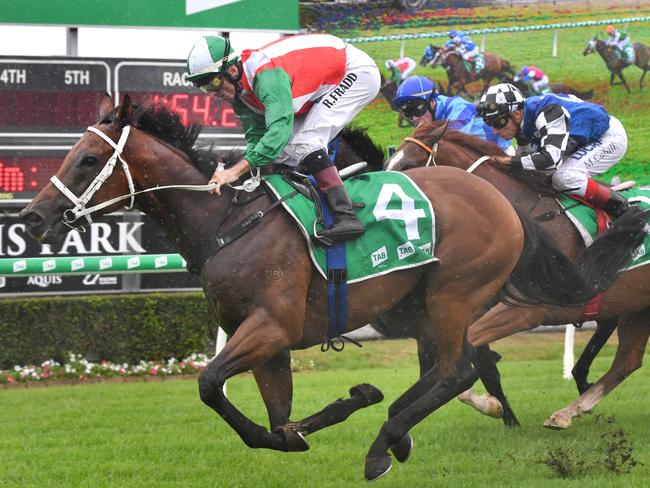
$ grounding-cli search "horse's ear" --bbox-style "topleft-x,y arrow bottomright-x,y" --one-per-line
116,94 -> 134,121
432,120 -> 450,140
98,93 -> 114,120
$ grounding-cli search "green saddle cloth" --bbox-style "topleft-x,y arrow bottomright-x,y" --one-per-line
558,186 -> 650,270
264,171 -> 438,284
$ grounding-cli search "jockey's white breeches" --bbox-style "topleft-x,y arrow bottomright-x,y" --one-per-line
463,46 -> 480,60
532,75 -> 549,93
552,116 -> 628,197
275,44 -> 380,167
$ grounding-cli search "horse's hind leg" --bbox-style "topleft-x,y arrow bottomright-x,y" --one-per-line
640,68 -> 647,89
544,310 -> 650,429
286,384 -> 384,436
198,307 -> 307,452
571,318 -> 617,394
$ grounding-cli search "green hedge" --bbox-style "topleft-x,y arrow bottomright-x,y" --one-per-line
0,292 -> 218,369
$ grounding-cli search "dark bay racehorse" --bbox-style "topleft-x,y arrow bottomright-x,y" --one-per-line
20,96 -> 634,480
385,121 -> 650,429
584,37 -> 650,91
421,44 -> 514,98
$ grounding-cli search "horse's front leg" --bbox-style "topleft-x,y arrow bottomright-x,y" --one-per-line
619,70 -> 631,93
254,351 -> 384,441
198,307 -> 306,452
544,310 -> 650,429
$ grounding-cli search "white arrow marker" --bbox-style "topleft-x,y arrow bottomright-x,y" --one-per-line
186,0 -> 244,15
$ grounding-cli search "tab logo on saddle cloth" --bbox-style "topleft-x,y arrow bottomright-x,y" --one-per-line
264,172 -> 438,283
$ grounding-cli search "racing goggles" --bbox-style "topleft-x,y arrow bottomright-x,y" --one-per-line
398,100 -> 429,118
193,74 -> 224,93
483,113 -> 511,129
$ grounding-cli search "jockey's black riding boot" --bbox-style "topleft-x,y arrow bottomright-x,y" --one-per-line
584,178 -> 630,219
301,149 -> 364,242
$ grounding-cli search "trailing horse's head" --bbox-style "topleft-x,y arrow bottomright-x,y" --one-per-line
384,121 -> 449,171
584,37 -> 598,56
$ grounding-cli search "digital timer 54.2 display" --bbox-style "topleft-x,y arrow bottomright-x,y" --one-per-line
0,56 -> 245,202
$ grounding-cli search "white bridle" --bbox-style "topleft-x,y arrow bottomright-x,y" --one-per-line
51,125 -> 261,229
51,125 -> 136,228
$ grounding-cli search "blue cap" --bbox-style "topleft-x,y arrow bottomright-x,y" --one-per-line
393,76 -> 436,107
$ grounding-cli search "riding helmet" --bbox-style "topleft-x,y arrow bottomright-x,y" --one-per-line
477,83 -> 526,125
186,35 -> 239,84
392,76 -> 437,107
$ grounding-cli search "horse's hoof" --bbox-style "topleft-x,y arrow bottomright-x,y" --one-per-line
275,426 -> 310,452
365,454 -> 392,481
503,414 -> 521,428
543,411 -> 572,430
390,433 -> 413,463
350,383 -> 384,406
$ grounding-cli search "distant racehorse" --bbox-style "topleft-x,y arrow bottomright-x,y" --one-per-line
584,37 -> 650,92
420,44 -> 514,98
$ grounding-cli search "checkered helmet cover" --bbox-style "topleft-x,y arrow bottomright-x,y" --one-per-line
477,83 -> 525,120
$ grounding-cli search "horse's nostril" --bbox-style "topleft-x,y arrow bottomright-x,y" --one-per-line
20,210 -> 44,231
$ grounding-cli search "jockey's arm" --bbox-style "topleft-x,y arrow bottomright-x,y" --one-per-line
510,104 -> 570,171
238,68 -> 294,168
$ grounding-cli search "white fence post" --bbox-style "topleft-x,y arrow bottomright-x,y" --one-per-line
215,327 -> 228,395
563,324 -> 575,380
481,34 -> 486,52
552,30 -> 558,58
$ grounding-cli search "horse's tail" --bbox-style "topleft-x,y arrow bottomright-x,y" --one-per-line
502,60 -> 515,75
499,206 -> 649,308
576,206 -> 650,291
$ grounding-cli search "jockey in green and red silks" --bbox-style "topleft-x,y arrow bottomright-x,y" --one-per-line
186,34 -> 381,242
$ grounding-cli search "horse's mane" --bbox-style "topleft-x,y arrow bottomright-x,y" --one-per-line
129,104 -> 239,178
338,126 -> 385,171
413,121 -> 505,158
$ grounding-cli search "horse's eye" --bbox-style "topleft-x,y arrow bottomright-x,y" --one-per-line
80,155 -> 99,167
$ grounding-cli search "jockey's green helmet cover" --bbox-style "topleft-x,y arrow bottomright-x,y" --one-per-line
187,36 -> 238,83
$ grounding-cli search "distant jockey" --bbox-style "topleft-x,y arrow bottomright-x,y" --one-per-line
385,57 -> 417,85
392,75 -> 513,154
445,30 -> 484,74
514,65 -> 551,95
605,24 -> 635,64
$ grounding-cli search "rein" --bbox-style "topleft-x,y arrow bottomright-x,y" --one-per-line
403,137 -> 438,167
53,125 -> 261,229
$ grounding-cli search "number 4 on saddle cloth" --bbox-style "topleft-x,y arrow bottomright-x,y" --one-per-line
265,171 -> 437,282
559,187 -> 650,269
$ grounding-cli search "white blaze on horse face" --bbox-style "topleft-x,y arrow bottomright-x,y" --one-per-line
385,149 -> 405,171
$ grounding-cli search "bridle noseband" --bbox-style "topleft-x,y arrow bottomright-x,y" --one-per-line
403,136 -> 438,167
